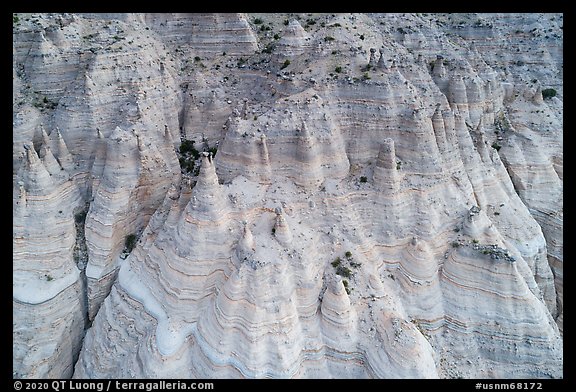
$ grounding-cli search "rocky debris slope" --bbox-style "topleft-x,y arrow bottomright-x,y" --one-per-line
13,13 -> 562,379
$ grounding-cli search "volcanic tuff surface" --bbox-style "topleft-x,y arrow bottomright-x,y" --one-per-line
13,13 -> 563,379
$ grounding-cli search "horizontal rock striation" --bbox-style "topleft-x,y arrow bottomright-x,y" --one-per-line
142,13 -> 258,56
216,89 -> 350,188
276,19 -> 312,57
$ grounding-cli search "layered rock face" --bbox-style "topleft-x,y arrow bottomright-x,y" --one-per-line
13,143 -> 85,378
14,13 -> 562,379
141,13 -> 258,56
276,19 -> 312,56
84,125 -> 179,320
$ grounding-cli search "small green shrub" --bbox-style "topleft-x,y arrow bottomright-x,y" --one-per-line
179,139 -> 195,154
542,88 -> 557,99
13,14 -> 19,24
345,251 -> 352,259
336,265 -> 353,278
451,241 -> 460,248
262,43 -> 275,54
179,157 -> 195,173
331,257 -> 341,268
284,19 -> 289,26
253,18 -> 263,25
190,149 -> 200,160
194,56 -> 201,62
491,142 -> 501,151
359,34 -> 365,40
281,59 -> 291,69
178,139 -> 200,172
335,66 -> 342,73
45,274 -> 53,281
272,227 -> 276,235
179,140 -> 200,159
342,279 -> 349,288
125,234 -> 137,253
273,33 -> 280,40
324,36 -> 335,42
360,176 -> 368,183
361,64 -> 372,72
207,146 -> 218,157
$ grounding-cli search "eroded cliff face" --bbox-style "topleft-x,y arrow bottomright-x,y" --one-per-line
13,13 -> 562,379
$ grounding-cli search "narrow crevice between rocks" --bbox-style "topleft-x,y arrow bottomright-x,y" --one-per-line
71,201 -> 91,377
